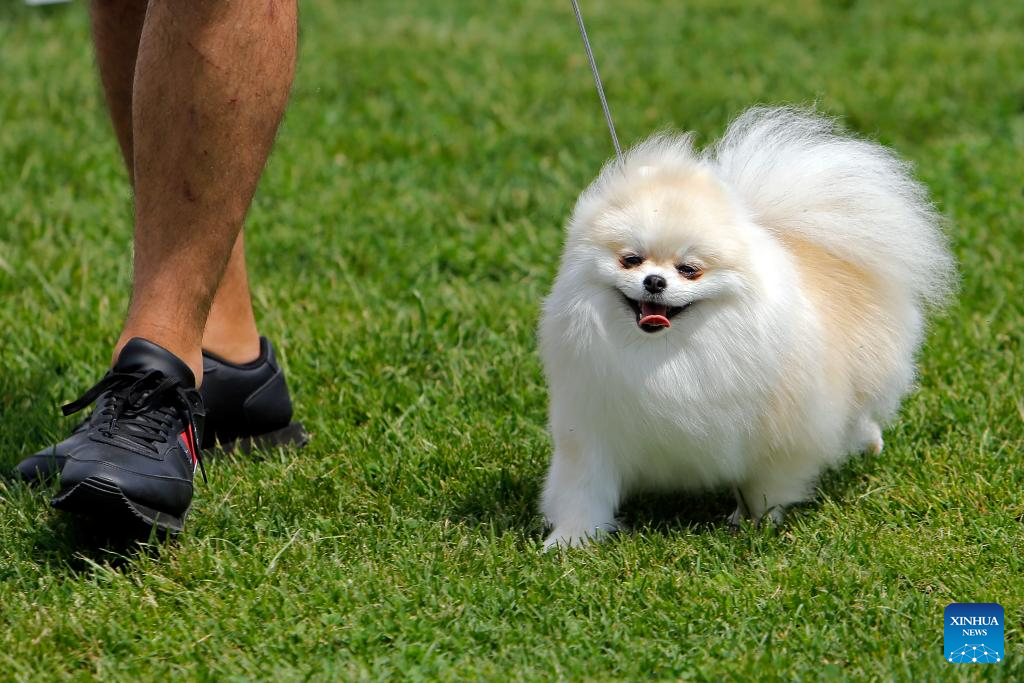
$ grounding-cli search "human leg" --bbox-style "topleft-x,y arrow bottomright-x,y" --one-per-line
114,0 -> 297,380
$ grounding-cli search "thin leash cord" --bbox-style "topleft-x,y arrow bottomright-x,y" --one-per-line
570,0 -> 624,165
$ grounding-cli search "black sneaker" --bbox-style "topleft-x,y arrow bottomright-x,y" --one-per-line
199,337 -> 307,452
50,338 -> 206,534
13,337 -> 306,484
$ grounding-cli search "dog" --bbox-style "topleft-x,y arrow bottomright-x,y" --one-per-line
539,107 -> 955,549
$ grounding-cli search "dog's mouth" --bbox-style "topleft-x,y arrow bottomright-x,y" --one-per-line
622,294 -> 689,333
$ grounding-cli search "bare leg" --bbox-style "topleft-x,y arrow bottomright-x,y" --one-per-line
90,0 -> 146,176
101,0 -> 295,380
202,232 -> 261,363
92,0 -> 266,368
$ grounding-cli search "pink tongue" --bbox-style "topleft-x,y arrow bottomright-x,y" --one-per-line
639,302 -> 670,328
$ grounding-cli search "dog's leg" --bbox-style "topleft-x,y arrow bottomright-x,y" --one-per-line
541,437 -> 621,551
856,417 -> 884,456
728,487 -> 750,531
734,456 -> 820,526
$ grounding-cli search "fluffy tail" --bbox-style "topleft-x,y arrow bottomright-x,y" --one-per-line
708,107 -> 956,308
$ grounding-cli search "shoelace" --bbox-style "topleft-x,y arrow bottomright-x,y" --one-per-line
62,369 -> 208,482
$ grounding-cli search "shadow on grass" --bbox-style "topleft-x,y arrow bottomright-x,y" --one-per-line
20,505 -> 171,577
619,490 -> 736,534
628,462 -> 875,534
447,455 -> 875,539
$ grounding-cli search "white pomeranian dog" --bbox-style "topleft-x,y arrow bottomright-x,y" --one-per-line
539,107 -> 955,549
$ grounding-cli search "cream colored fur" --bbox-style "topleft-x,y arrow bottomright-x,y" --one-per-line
539,107 -> 955,549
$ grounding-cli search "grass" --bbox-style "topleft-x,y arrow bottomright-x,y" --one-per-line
1,0 -> 1022,679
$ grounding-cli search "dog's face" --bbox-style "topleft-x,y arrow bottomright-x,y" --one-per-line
566,166 -> 753,336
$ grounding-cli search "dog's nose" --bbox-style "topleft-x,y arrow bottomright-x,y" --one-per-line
643,274 -> 667,294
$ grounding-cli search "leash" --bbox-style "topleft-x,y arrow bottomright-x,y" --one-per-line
570,0 -> 624,165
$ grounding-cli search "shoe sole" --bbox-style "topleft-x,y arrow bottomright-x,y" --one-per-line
14,422 -> 309,486
51,476 -> 187,536
214,420 -> 309,455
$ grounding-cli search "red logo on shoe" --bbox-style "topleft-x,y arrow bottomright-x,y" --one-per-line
179,427 -> 198,472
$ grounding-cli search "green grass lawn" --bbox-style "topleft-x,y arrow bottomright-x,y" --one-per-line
2,0 -> 1022,679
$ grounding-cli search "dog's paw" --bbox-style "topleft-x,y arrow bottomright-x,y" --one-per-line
727,506 -> 745,534
760,505 -> 787,527
728,504 -> 786,533
542,522 -> 618,552
859,420 -> 884,456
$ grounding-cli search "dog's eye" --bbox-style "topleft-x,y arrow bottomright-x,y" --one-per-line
620,254 -> 645,268
676,263 -> 703,279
